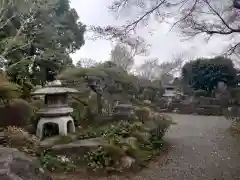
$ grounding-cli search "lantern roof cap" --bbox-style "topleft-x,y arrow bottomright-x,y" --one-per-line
32,80 -> 78,95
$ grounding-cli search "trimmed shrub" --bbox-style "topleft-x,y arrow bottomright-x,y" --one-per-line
196,105 -> 222,116
156,98 -> 167,109
198,97 -> 212,105
135,107 -> 151,121
0,99 -> 33,127
178,103 -> 195,114
194,89 -> 208,97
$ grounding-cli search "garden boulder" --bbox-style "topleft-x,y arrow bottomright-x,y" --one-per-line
0,146 -> 52,180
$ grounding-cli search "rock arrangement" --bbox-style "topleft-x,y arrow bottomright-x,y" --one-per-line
0,146 -> 52,180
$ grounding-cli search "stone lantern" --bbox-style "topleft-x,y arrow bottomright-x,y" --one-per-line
32,80 -> 78,139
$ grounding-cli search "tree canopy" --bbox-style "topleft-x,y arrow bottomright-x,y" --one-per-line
0,0 -> 86,86
59,61 -> 164,105
182,56 -> 238,93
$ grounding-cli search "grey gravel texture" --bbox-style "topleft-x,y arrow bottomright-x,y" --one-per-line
133,114 -> 240,180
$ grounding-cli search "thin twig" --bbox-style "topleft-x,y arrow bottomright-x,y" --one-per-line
124,0 -> 166,33
169,0 -> 198,32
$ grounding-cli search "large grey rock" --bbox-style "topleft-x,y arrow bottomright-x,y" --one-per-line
51,138 -> 106,157
0,146 -> 52,180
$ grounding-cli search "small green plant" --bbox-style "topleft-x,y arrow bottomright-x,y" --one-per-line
39,152 -> 76,172
84,146 -> 119,172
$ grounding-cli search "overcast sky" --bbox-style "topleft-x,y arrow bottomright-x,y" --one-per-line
70,0 -> 232,65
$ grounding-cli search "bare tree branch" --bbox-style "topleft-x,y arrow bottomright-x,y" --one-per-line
124,0 -> 166,33
169,0 -> 198,31
0,14 -> 17,30
102,0 -> 240,55
2,42 -> 32,57
203,0 -> 239,33
226,42 -> 240,55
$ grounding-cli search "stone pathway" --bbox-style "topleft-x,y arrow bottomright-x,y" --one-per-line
132,114 -> 240,180
53,114 -> 240,180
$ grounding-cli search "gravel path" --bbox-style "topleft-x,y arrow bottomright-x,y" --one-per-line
132,114 -> 240,180
54,114 -> 240,180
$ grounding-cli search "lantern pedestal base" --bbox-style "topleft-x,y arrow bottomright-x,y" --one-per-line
36,116 -> 75,140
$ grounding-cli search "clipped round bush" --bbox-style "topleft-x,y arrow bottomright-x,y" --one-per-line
194,89 -> 208,97
135,107 -> 151,121
144,113 -> 173,139
0,99 -> 33,127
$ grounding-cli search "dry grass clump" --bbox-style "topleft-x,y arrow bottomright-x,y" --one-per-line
4,126 -> 39,155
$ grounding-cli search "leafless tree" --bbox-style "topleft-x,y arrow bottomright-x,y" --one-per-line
90,25 -> 150,55
108,0 -> 240,55
137,52 -> 185,82
76,58 -> 98,68
156,53 -> 184,84
110,42 -> 134,71
159,52 -> 184,72
137,58 -> 158,80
